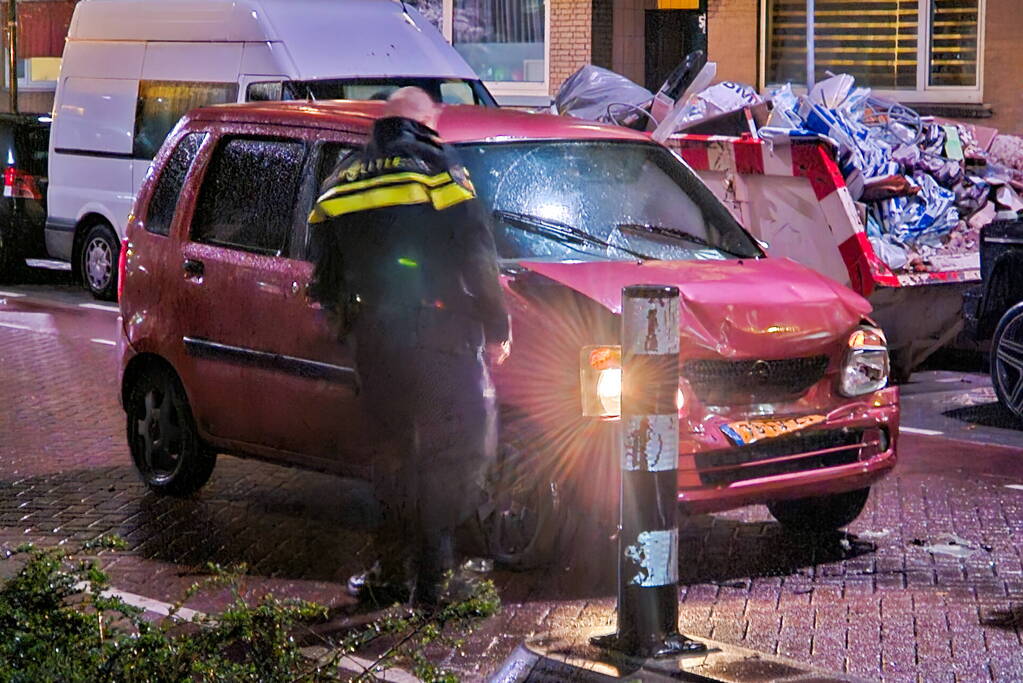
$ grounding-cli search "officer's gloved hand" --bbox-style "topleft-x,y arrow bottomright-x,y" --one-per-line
486,340 -> 511,367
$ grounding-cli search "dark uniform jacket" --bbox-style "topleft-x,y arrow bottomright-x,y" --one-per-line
308,116 -> 510,355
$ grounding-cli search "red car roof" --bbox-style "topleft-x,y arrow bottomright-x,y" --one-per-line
186,99 -> 655,145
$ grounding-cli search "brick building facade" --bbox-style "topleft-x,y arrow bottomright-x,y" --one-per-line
1,0 -> 1020,134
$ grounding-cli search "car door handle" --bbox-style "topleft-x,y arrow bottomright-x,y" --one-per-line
183,259 -> 204,278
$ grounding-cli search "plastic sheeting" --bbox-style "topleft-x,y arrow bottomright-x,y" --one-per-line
554,65 -> 653,125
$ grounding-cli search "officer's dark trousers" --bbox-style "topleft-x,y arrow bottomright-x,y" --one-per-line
356,333 -> 497,592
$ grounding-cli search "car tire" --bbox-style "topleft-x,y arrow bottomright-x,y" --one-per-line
991,301 -> 1023,421
126,365 -> 216,496
475,427 -> 568,571
767,487 -> 870,533
80,221 -> 119,301
0,226 -> 25,283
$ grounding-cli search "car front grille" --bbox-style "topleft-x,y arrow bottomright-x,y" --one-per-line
682,355 -> 830,405
694,429 -> 864,487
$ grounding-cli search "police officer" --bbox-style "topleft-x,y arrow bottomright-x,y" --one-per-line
308,87 -> 510,606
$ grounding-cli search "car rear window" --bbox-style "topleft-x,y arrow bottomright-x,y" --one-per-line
145,132 -> 205,236
191,137 -> 306,255
15,125 -> 48,176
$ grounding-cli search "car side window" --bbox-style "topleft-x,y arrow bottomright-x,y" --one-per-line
145,132 -> 205,236
292,141 -> 358,260
191,137 -> 306,256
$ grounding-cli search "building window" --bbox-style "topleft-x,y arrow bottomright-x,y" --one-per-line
408,0 -> 549,97
763,0 -> 983,102
6,57 -> 61,91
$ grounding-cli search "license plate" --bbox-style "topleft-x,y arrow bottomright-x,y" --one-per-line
721,414 -> 826,446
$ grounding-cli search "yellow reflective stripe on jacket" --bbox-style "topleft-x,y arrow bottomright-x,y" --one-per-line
309,179 -> 476,223
315,170 -> 454,205
430,180 -> 475,210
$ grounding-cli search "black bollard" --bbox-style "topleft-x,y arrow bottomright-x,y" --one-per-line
592,284 -> 706,659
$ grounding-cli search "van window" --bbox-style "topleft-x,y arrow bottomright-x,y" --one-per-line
134,81 -> 238,160
246,77 -> 495,106
145,132 -> 205,236
191,137 -> 306,255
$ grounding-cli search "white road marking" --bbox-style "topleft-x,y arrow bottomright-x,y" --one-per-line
0,322 -> 32,331
79,303 -> 120,313
1005,485 -> 1023,491
90,338 -> 116,346
0,290 -> 25,298
900,426 -> 944,436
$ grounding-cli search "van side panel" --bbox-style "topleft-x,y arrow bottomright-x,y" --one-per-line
241,41 -> 293,79
57,41 -> 145,79
142,43 -> 244,82
53,78 -> 138,154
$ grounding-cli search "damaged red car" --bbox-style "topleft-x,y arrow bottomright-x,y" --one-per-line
117,101 -> 899,568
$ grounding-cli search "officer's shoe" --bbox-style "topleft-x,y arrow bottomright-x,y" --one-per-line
412,567 -> 482,609
347,563 -> 412,606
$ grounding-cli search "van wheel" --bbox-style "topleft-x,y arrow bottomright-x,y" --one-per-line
767,487 -> 870,533
126,365 -> 216,496
991,302 -> 1023,421
80,222 -> 119,300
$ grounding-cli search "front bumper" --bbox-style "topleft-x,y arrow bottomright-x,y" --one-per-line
676,386 -> 899,515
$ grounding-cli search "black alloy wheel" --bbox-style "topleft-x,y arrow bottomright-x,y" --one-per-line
81,222 -> 119,300
476,430 -> 566,571
126,366 -> 216,496
992,302 -> 1023,421
767,487 -> 871,533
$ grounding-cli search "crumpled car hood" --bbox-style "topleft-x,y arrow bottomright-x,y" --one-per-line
517,258 -> 872,358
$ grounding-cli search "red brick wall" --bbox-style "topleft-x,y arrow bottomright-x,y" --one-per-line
550,0 -> 593,96
983,0 -> 1023,134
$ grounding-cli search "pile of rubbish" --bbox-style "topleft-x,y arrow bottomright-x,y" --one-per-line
554,64 -> 1023,274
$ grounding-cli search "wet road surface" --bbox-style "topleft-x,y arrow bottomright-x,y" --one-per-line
2,267 -> 1023,682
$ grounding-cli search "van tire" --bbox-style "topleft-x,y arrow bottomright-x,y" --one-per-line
80,221 -> 119,300
767,487 -> 871,533
126,365 -> 216,496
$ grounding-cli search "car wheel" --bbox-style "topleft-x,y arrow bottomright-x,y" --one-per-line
475,427 -> 569,571
767,487 -> 870,533
991,302 -> 1023,421
80,222 -> 119,300
126,365 -> 215,496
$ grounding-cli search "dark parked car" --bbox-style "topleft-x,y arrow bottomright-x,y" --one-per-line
963,215 -> 1023,419
0,113 -> 49,281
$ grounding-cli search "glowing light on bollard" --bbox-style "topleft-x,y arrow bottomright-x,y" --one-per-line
592,284 -> 706,658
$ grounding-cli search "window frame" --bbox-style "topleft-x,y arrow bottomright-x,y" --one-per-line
758,0 -> 986,104
188,134 -> 309,258
434,0 -> 551,99
4,57 -> 61,92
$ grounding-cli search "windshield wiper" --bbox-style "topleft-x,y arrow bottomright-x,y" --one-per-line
616,223 -> 749,259
495,210 -> 651,261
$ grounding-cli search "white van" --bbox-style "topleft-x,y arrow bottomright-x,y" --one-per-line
47,0 -> 495,299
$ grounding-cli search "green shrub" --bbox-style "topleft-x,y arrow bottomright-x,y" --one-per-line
0,537 -> 499,682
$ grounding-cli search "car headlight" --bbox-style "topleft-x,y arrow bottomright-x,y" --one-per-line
839,326 -> 890,397
581,345 -> 621,418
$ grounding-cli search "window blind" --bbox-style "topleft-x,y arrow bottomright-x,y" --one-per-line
767,0 -> 919,88
928,0 -> 979,87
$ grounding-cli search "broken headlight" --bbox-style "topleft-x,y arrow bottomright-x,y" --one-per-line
838,326 -> 890,397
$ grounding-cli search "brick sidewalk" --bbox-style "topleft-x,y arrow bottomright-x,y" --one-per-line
3,325 -> 1023,681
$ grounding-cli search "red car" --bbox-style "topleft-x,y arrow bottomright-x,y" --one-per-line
117,101 -> 898,568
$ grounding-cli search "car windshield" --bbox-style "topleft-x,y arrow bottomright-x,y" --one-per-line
456,140 -> 762,262
246,78 -> 496,107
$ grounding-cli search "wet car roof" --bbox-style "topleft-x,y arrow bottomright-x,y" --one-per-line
186,100 -> 655,145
